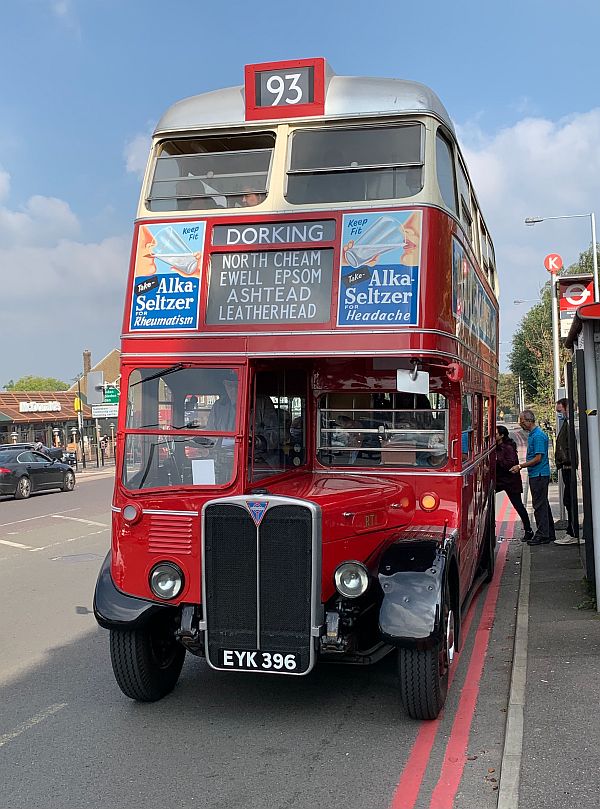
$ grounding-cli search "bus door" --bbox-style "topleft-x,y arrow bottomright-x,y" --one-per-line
460,393 -> 479,585
248,365 -> 309,483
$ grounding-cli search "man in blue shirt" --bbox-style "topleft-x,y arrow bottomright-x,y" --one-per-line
510,409 -> 555,545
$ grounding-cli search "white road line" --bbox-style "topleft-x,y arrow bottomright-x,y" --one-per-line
0,539 -> 33,550
51,515 -> 108,527
0,508 -> 79,528
0,703 -> 67,749
31,527 -> 109,551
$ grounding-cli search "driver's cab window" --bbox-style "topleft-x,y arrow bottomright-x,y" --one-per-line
249,370 -> 307,482
123,366 -> 240,490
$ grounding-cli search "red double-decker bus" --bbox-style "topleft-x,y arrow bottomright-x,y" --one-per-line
94,59 -> 499,719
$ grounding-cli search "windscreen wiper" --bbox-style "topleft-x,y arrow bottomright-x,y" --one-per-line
130,363 -> 185,387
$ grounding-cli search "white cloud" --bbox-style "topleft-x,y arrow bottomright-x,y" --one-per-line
458,109 -> 600,366
52,0 -> 70,15
124,132 -> 152,178
0,169 -> 9,203
0,189 -> 80,247
0,172 -> 129,383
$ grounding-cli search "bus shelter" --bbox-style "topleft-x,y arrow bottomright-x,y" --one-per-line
565,302 -> 600,601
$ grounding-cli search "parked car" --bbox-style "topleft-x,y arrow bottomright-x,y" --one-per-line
0,448 -> 76,499
8,441 -> 63,458
61,449 -> 77,467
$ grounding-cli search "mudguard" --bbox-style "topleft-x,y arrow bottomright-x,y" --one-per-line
93,552 -> 173,629
378,527 -> 457,648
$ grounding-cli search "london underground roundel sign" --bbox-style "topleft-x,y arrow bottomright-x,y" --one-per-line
544,253 -> 563,274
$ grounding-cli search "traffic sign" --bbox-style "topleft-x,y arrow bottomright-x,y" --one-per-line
104,386 -> 120,404
558,274 -> 594,337
544,253 -> 563,274
92,404 -> 118,419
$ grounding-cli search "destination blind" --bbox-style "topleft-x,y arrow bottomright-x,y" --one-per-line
206,249 -> 333,324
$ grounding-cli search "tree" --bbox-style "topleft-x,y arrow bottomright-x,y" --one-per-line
4,376 -> 69,391
508,242 -> 599,423
497,372 -> 518,417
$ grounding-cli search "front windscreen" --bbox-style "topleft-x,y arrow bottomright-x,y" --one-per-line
286,124 -> 423,204
147,133 -> 275,212
123,366 -> 239,489
318,391 -> 448,469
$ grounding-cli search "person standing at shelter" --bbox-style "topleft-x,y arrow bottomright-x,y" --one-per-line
554,397 -> 578,544
495,425 -> 533,541
510,410 -> 555,545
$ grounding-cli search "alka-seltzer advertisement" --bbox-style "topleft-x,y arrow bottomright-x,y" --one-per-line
206,220 -> 335,325
129,222 -> 206,331
451,237 -> 497,352
337,211 -> 422,327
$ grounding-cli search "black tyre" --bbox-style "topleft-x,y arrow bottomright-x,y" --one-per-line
481,497 -> 496,583
109,615 -> 185,702
398,595 -> 455,720
61,470 -> 76,492
14,476 -> 31,500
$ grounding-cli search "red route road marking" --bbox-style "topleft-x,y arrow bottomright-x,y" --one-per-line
388,496 -> 512,809
428,518 -> 514,808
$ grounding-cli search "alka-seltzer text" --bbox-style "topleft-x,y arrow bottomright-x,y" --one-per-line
132,276 -> 198,329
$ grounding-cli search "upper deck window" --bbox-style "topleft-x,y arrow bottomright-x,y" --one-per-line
147,133 -> 275,212
286,124 -> 423,204
435,131 -> 457,214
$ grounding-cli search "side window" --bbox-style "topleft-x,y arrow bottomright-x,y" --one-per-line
249,370 -> 307,481
457,161 -> 472,242
483,397 -> 491,447
461,394 -> 473,461
473,394 -> 483,455
435,130 -> 457,213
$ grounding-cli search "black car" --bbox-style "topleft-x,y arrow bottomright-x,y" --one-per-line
0,448 -> 76,499
9,442 -> 63,458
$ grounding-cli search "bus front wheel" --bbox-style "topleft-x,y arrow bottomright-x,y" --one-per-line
109,615 -> 185,702
398,593 -> 455,720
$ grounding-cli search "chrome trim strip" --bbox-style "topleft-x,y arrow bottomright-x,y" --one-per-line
111,506 -> 121,513
142,508 -> 200,516
201,495 -> 322,676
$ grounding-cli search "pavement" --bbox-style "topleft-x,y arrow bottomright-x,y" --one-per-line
498,479 -> 600,809
73,462 -> 115,482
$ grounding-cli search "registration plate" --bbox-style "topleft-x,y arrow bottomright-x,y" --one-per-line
218,649 -> 299,672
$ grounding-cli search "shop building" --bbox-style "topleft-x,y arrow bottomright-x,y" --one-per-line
0,391 -> 92,448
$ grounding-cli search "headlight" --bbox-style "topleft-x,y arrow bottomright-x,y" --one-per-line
334,561 -> 369,599
149,562 -> 184,600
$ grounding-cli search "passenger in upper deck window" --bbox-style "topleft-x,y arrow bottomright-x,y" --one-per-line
241,187 -> 266,207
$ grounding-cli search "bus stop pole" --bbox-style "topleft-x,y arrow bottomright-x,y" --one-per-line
551,274 -> 565,520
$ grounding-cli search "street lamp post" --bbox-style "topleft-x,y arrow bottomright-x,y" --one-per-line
523,214 -> 598,523
525,212 -> 599,301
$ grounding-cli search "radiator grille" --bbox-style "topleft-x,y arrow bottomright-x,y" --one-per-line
147,513 -> 194,555
204,501 -> 315,674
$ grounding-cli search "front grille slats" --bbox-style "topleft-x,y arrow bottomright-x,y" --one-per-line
203,501 -> 315,674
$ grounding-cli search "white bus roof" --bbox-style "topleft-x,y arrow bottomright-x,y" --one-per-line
154,75 -> 455,136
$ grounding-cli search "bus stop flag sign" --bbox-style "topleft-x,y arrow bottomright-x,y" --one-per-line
544,253 -> 563,274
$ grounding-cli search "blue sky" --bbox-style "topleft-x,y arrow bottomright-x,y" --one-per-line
2,0 -> 600,383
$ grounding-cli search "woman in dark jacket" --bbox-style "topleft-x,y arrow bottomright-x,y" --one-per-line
495,425 -> 533,541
